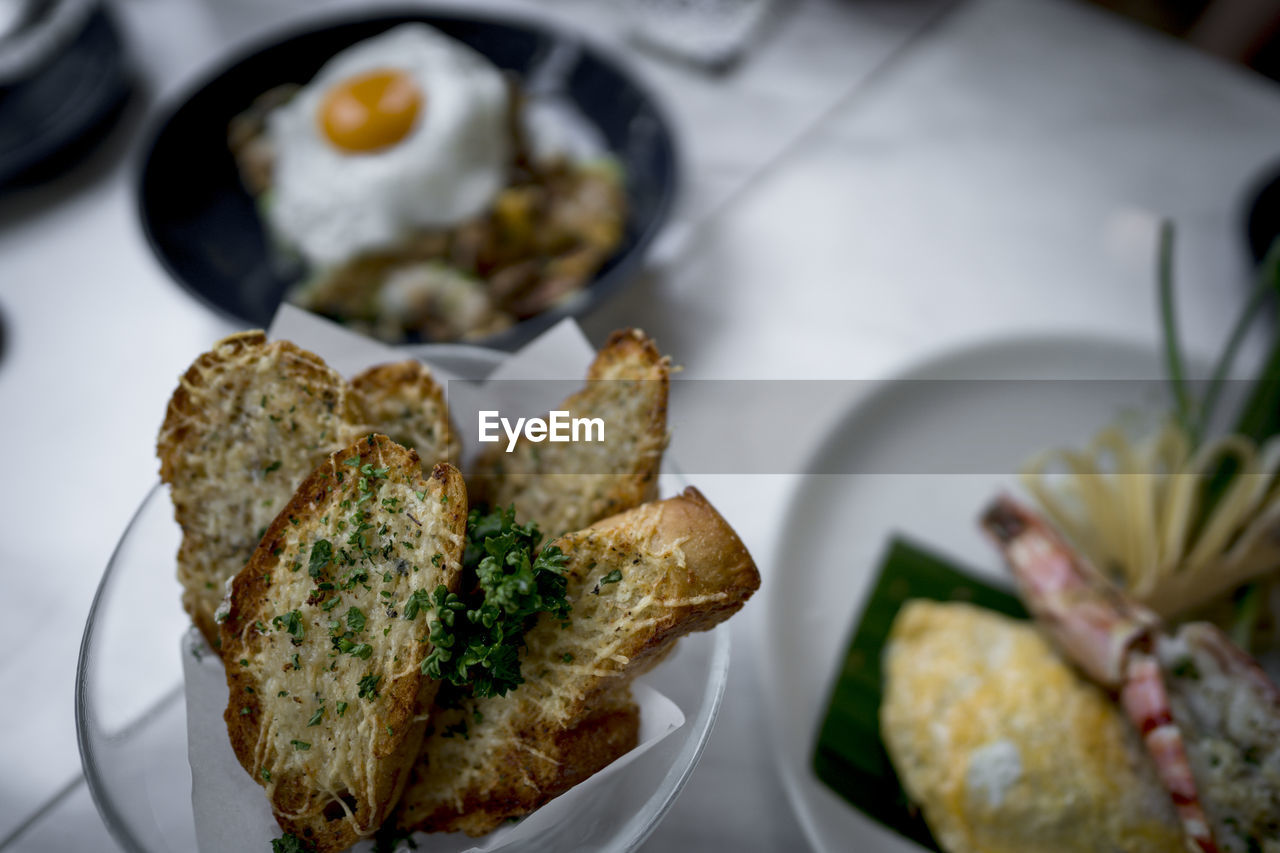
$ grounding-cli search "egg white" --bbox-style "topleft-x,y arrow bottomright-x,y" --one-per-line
265,24 -> 511,266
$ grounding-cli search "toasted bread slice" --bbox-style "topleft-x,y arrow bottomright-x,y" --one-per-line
396,487 -> 759,835
401,686 -> 639,837
351,361 -> 459,471
469,328 -> 669,539
158,331 -> 366,647
220,436 -> 467,853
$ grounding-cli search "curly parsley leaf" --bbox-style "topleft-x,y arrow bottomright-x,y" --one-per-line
271,833 -> 316,853
420,506 -> 570,698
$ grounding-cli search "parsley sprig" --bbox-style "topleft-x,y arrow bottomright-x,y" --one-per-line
419,506 -> 569,698
271,833 -> 315,853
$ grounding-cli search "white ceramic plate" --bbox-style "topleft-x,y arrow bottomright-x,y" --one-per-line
760,334 -> 1170,853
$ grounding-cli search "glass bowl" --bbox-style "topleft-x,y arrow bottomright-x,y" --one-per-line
76,345 -> 730,853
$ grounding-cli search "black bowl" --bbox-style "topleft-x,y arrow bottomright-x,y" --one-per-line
1246,164 -> 1280,265
137,8 -> 678,348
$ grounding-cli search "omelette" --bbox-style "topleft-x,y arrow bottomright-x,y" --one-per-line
880,600 -> 1186,853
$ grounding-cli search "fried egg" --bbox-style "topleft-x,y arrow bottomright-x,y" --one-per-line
265,25 -> 511,266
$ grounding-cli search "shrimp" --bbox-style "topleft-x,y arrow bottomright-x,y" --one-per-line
982,496 -> 1280,853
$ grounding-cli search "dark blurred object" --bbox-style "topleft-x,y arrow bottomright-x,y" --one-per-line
1245,165 -> 1280,264
0,2 -> 132,189
137,9 -> 678,349
1086,0 -> 1280,81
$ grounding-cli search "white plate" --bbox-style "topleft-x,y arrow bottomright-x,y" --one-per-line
760,334 -> 1170,853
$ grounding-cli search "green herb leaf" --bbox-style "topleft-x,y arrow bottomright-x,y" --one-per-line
272,610 -> 304,642
420,506 -> 571,699
290,740 -> 310,751
358,674 -> 381,700
309,540 -> 333,579
346,607 -> 366,633
402,588 -> 433,621
271,833 -> 315,853
306,707 -> 324,726
1157,220 -> 1196,440
600,569 -> 622,585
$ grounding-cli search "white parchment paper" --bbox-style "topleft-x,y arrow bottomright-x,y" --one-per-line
182,307 -> 686,852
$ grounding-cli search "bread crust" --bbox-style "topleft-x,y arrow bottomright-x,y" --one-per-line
396,486 -> 759,834
350,360 -> 459,470
158,331 -> 367,646
469,328 -> 669,538
220,435 -> 467,853
407,687 -> 640,836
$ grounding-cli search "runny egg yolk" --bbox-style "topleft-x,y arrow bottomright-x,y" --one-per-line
318,69 -> 423,153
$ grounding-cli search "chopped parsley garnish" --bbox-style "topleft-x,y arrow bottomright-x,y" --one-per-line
358,674 -> 381,700
336,701 -> 348,717
271,833 -> 315,853
290,740 -> 310,751
306,707 -> 324,726
335,638 -> 373,659
421,506 -> 570,699
346,606 -> 366,633
272,610 -> 304,642
403,588 -> 433,621
309,540 -> 333,578
263,460 -> 282,474
600,569 -> 623,585
261,769 -> 271,782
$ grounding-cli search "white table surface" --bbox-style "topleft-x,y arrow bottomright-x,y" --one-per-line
3,0 -> 1279,849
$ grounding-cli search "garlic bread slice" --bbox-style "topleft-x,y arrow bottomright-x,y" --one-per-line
351,360 -> 459,471
397,487 -> 759,835
158,331 -> 366,647
220,435 -> 466,853
469,328 -> 669,539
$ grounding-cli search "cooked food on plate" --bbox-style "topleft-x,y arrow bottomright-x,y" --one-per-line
881,600 -> 1185,853
157,331 -> 456,648
229,24 -> 627,343
833,232 -> 1280,853
220,437 -> 466,851
157,328 -> 758,852
983,498 -> 1280,853
157,331 -> 368,647
398,488 -> 758,835
875,499 -> 1280,853
469,327 -> 669,537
